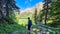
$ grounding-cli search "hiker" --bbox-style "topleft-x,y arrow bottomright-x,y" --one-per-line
28,17 -> 32,34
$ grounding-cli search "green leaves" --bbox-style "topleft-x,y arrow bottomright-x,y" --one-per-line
37,0 -> 60,28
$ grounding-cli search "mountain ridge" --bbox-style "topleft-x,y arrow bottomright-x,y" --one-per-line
20,2 -> 44,13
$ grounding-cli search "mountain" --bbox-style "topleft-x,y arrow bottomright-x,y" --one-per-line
20,2 -> 44,13
20,2 -> 44,18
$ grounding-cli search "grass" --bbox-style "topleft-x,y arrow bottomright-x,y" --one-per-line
19,19 -> 28,25
0,23 -> 27,34
0,21 -> 60,34
0,16 -> 60,34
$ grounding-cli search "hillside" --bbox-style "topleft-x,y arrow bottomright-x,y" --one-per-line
20,2 -> 44,18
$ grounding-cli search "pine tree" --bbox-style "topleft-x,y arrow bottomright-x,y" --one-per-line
34,8 -> 37,24
43,0 -> 52,25
48,0 -> 60,27
0,0 -> 19,24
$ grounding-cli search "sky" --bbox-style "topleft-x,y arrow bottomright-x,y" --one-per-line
15,0 -> 43,10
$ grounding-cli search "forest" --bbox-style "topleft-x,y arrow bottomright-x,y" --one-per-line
0,0 -> 60,34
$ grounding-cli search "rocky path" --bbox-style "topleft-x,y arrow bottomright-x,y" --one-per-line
7,23 -> 60,34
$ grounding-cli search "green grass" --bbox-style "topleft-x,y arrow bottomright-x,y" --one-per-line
19,19 -> 28,25
0,23 -> 27,34
0,21 -> 60,34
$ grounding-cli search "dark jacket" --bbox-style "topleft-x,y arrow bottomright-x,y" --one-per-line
28,20 -> 32,26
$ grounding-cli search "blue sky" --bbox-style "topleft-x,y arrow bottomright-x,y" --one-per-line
15,0 -> 43,10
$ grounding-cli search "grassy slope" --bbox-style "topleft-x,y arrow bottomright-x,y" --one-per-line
0,18 -> 26,34
20,12 -> 35,25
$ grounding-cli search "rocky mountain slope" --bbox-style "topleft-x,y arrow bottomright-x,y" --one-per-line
20,2 -> 44,13
20,2 -> 44,18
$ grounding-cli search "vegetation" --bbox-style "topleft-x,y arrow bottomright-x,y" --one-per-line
0,0 -> 20,34
0,0 -> 60,34
37,0 -> 60,28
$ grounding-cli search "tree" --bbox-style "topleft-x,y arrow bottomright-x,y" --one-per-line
34,8 -> 37,24
43,0 -> 52,25
48,0 -> 60,27
37,0 -> 60,27
0,0 -> 19,24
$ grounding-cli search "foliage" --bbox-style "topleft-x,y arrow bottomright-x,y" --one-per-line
0,0 -> 20,34
37,0 -> 60,28
20,12 -> 35,25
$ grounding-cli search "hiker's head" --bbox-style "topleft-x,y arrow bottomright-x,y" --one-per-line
28,17 -> 30,20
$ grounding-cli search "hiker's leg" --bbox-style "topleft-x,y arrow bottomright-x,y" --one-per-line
28,30 -> 30,34
28,26 -> 31,34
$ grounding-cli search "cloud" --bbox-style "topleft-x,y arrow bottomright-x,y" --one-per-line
25,0 -> 32,4
30,0 -> 32,2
